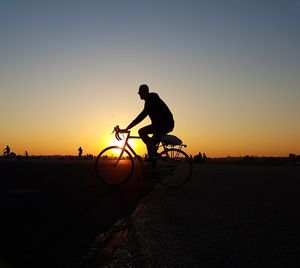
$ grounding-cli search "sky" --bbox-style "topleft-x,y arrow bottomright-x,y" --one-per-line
1,0 -> 299,157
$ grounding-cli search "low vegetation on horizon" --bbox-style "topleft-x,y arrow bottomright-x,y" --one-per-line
1,153 -> 299,166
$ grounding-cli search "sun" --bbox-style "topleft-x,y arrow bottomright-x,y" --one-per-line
107,134 -> 134,151
106,134 -> 144,156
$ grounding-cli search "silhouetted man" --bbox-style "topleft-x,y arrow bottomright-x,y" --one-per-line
3,145 -> 10,157
125,84 -> 174,160
197,152 -> 202,163
78,147 -> 83,159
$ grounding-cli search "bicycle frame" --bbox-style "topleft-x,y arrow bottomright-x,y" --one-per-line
114,129 -> 187,166
114,131 -> 142,166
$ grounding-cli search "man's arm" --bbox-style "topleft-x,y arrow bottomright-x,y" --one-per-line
126,109 -> 147,130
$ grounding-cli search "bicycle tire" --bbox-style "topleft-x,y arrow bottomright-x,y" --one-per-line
95,146 -> 134,185
158,148 -> 193,188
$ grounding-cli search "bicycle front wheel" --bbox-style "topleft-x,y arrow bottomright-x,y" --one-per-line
95,146 -> 134,185
158,148 -> 193,188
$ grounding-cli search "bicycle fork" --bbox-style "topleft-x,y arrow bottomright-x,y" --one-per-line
113,146 -> 127,167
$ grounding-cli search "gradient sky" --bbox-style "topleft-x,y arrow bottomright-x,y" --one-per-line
1,0 -> 299,157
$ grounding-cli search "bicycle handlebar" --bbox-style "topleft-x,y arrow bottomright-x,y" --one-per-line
112,125 -> 129,141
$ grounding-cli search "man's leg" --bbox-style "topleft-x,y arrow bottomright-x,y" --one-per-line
139,121 -> 174,158
138,125 -> 158,159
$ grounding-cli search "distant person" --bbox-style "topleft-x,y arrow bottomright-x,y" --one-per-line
3,145 -> 10,157
197,152 -> 203,163
124,84 -> 174,163
25,151 -> 28,158
78,147 -> 83,159
288,153 -> 297,165
203,153 -> 207,163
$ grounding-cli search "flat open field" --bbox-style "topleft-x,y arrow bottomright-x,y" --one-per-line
0,159 -> 153,268
1,160 -> 300,267
107,163 -> 300,267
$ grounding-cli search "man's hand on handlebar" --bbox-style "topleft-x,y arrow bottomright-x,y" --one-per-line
113,125 -> 130,141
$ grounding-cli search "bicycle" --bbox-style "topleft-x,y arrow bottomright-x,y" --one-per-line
95,125 -> 193,188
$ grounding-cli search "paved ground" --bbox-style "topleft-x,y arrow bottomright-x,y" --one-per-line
97,164 -> 300,267
0,159 -> 153,268
2,161 -> 300,267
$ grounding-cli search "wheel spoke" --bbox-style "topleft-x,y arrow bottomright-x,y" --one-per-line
158,148 -> 193,188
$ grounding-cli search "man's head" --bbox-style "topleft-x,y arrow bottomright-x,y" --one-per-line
138,84 -> 149,100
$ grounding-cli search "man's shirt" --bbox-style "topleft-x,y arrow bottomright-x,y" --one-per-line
128,92 -> 174,128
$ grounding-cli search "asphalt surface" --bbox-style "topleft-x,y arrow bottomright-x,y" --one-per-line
0,159 -> 153,268
2,161 -> 300,267
103,164 -> 300,267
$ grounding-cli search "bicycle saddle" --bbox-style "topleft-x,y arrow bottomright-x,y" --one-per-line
161,135 -> 182,145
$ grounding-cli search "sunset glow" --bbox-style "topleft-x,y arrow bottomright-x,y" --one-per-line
107,135 -> 140,154
1,1 -> 299,157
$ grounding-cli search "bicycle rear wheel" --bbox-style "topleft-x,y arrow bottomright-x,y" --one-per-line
95,146 -> 134,185
157,148 -> 193,188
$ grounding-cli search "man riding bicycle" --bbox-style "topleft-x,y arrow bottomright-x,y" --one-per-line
125,84 -> 174,161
